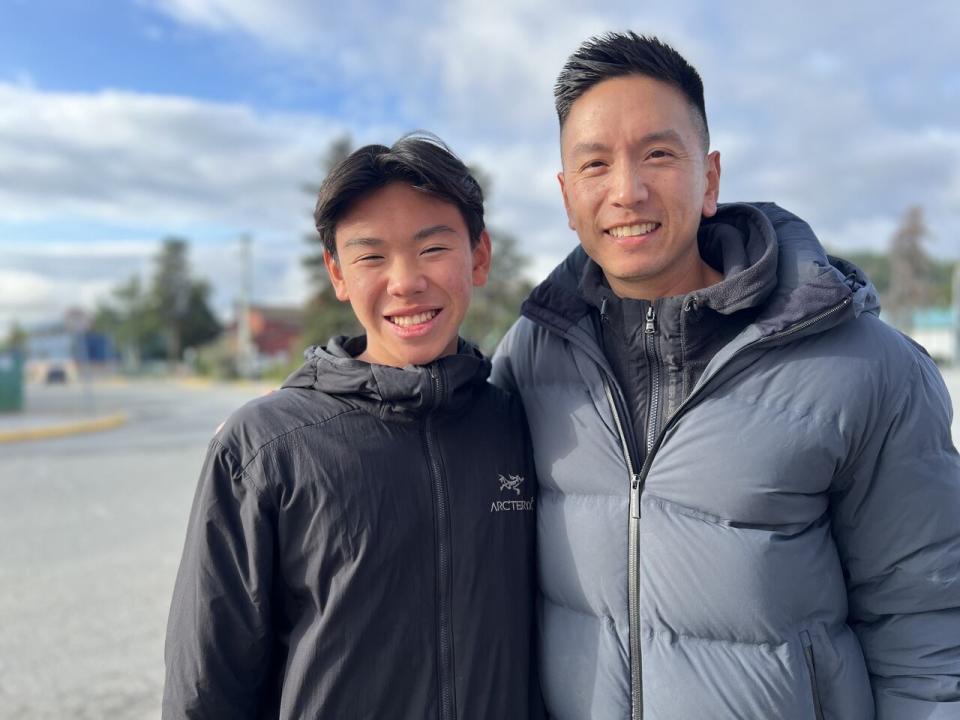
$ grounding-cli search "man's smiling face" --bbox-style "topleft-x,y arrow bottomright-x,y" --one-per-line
558,73 -> 721,300
324,181 -> 490,368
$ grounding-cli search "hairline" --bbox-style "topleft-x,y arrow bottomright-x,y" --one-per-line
558,72 -> 711,154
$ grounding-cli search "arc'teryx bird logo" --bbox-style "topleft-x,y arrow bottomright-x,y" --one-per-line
491,473 -> 534,513
498,473 -> 524,495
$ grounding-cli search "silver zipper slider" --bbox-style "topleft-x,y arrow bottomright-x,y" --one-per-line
630,473 -> 642,518
645,306 -> 656,334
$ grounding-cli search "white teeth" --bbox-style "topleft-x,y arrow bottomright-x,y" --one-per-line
609,222 -> 659,237
389,310 -> 439,327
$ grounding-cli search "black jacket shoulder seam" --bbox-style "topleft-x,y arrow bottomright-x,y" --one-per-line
237,406 -> 365,475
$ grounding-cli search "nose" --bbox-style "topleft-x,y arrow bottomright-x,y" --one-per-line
610,159 -> 648,208
387,258 -> 428,297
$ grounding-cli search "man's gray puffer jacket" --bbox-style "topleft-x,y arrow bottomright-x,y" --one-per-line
492,203 -> 960,720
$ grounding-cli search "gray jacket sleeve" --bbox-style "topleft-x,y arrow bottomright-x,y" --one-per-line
831,353 -> 960,719
162,439 -> 277,719
490,319 -> 523,395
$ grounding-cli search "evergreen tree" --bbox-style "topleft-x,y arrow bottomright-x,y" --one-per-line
301,135 -> 362,345
95,237 -> 221,367
887,206 -> 932,330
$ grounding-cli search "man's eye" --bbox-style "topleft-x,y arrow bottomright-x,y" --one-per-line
647,149 -> 674,160
422,246 -> 449,255
580,160 -> 606,172
355,254 -> 384,264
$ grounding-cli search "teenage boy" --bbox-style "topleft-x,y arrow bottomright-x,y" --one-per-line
163,135 -> 539,719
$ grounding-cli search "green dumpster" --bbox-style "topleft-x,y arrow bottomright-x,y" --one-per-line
0,351 -> 24,412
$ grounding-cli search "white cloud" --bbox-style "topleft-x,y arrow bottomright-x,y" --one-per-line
5,1 -> 959,330
0,269 -> 115,331
0,84 -> 341,231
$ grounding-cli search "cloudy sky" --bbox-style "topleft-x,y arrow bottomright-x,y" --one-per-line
2,0 -> 958,330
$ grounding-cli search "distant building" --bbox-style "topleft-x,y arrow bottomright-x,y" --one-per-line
211,304 -> 305,376
25,308 -> 118,382
910,308 -> 956,364
246,305 -> 305,360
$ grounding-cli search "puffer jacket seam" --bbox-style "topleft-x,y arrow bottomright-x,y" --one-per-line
644,627 -> 789,649
642,493 -> 816,533
542,595 -> 618,623
718,381 -> 840,429
540,486 -> 626,499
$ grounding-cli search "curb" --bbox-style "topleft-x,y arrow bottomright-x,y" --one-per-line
0,412 -> 129,444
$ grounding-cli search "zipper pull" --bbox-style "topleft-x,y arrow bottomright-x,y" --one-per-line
427,363 -> 443,408
645,306 -> 656,334
630,473 -> 642,518
599,297 -> 609,324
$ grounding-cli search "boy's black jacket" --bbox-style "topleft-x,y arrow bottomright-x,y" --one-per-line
163,337 -> 538,719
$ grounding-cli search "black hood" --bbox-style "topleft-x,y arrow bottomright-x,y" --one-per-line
281,335 -> 491,421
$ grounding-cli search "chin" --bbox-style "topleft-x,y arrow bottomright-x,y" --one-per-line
394,343 -> 447,367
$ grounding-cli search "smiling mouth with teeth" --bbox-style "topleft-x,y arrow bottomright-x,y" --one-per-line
388,309 -> 440,327
608,222 -> 660,238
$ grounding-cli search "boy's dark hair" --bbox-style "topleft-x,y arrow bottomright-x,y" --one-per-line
315,133 -> 485,258
554,32 -> 709,150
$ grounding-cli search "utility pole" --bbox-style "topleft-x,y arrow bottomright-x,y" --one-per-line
953,262 -> 960,366
237,234 -> 255,378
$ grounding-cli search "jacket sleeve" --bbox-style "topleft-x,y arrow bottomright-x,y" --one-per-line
490,318 -> 524,395
162,438 -> 278,719
831,352 -> 960,719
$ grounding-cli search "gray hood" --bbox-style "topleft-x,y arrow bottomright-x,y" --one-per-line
523,202 -> 880,343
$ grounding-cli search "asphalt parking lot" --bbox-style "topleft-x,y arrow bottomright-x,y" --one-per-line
0,369 -> 957,719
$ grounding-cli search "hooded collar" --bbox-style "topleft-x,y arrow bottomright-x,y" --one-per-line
281,336 -> 491,421
523,202 -> 879,345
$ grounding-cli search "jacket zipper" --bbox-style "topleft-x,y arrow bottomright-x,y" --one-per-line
426,364 -> 457,720
643,305 -> 661,455
530,292 -> 851,720
608,297 -> 847,720
800,631 -> 825,720
754,296 -> 853,347
602,377 -> 644,720
634,295 -> 854,495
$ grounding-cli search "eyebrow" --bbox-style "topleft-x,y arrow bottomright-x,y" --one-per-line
342,236 -> 382,249
569,129 -> 687,156
341,224 -> 457,249
413,224 -> 457,241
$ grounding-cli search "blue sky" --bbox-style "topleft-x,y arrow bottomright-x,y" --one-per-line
1,0 -> 958,329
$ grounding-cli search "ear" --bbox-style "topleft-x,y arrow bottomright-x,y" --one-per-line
557,171 -> 576,231
471,230 -> 492,287
323,250 -> 351,302
701,150 -> 721,218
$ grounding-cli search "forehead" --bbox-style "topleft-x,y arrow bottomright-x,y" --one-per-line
560,74 -> 701,150
335,182 -> 468,246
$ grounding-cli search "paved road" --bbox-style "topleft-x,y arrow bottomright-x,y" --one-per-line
0,370 -> 957,719
0,380 -> 270,720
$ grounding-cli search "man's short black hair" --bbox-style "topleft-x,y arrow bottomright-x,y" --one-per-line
555,31 -> 709,150
314,133 -> 485,258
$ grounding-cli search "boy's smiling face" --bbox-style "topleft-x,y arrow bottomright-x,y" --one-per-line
324,181 -> 491,368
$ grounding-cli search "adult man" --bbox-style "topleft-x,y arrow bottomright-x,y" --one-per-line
493,32 -> 960,719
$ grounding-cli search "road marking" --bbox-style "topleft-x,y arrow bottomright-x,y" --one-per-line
0,413 -> 128,444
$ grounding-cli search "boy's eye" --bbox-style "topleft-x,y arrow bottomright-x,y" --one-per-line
354,254 -> 384,264
422,246 -> 449,255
